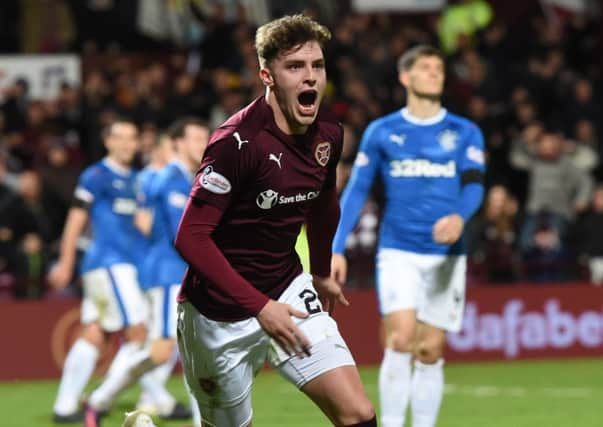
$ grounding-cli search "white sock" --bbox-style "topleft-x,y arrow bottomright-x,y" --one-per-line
379,349 -> 412,427
106,341 -> 141,377
137,350 -> 177,410
138,369 -> 176,416
89,348 -> 156,411
53,338 -> 99,415
411,359 -> 444,427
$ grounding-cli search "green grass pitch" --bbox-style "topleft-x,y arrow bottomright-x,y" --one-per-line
1,359 -> 601,426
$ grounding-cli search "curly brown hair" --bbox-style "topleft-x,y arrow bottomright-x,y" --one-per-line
255,14 -> 331,68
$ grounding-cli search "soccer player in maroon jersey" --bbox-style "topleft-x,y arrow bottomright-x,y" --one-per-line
174,14 -> 376,427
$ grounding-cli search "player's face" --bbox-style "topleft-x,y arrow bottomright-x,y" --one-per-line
105,122 -> 139,166
400,55 -> 445,99
181,124 -> 209,166
263,41 -> 326,134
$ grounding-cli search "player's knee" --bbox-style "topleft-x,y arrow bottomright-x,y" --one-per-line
124,323 -> 148,344
345,414 -> 377,426
150,338 -> 174,364
81,323 -> 105,349
386,330 -> 414,353
338,401 -> 375,426
414,338 -> 444,363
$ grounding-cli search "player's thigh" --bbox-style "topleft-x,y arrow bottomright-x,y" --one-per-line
271,274 -> 370,422
177,302 -> 268,427
417,254 -> 466,333
107,263 -> 149,327
376,248 -> 424,315
147,284 -> 179,340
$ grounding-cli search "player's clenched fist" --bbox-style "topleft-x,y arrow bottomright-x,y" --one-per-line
432,214 -> 465,245
47,262 -> 72,290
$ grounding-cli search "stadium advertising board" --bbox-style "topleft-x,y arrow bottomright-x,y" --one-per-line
335,285 -> 603,365
2,284 -> 603,379
0,54 -> 80,101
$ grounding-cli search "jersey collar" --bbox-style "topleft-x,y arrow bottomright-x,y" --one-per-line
171,159 -> 194,183
400,107 -> 447,126
103,157 -> 131,176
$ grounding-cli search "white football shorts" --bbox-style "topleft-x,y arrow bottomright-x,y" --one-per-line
147,284 -> 180,340
177,272 -> 356,427
80,263 -> 149,332
376,248 -> 466,332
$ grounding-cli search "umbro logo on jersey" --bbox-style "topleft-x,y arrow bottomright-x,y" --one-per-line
268,152 -> 283,168
389,133 -> 406,146
233,132 -> 248,150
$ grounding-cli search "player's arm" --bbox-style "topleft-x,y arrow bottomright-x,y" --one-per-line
434,125 -> 486,244
331,122 -> 382,283
175,200 -> 269,314
134,209 -> 153,236
48,187 -> 91,289
306,184 -> 349,314
134,173 -> 155,236
165,186 -> 189,241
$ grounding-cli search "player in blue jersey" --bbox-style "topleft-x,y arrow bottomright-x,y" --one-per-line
133,131 -> 190,419
48,118 -> 151,423
332,45 -> 486,427
83,118 -> 209,427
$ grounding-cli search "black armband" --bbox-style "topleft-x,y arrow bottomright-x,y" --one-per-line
461,169 -> 484,186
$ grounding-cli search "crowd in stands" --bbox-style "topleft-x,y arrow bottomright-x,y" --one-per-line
0,0 -> 600,298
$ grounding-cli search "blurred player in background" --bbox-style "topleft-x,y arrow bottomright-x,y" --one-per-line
332,45 -> 486,427
175,14 -> 376,427
131,130 -> 181,418
48,119 -> 150,423
83,118 -> 209,427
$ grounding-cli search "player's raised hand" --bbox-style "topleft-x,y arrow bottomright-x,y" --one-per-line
433,213 -> 465,244
313,274 -> 349,316
47,262 -> 73,290
257,300 -> 311,358
330,253 -> 348,285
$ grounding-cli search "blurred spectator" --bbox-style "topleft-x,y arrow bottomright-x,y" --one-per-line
1,77 -> 29,132
0,1 -> 600,289
438,0 -> 493,55
467,185 -> 520,283
574,185 -> 603,285
511,131 -> 593,280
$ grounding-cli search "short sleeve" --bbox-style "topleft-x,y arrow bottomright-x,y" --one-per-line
73,166 -> 105,208
135,170 -> 155,210
460,124 -> 486,174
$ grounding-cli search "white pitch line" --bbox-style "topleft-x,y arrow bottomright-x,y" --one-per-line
445,384 -> 593,398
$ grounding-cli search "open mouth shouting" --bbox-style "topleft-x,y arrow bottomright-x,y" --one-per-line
297,89 -> 318,116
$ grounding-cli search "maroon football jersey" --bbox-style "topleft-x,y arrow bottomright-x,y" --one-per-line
180,96 -> 342,320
